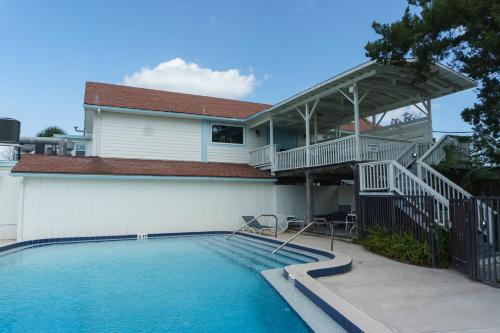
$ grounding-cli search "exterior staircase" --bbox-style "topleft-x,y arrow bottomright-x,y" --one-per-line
360,135 -> 472,227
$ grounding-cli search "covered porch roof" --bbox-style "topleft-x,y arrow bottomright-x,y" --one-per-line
266,60 -> 476,131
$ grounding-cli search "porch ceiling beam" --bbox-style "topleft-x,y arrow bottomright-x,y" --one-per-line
358,89 -> 370,104
276,69 -> 376,115
375,111 -> 388,127
307,98 -> 320,120
337,88 -> 354,105
295,107 -> 306,120
413,103 -> 428,116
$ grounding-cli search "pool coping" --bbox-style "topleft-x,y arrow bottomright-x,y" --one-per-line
0,231 -> 389,333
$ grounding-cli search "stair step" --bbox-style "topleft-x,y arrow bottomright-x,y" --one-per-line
224,238 -> 300,266
196,238 -> 272,272
200,238 -> 286,269
230,236 -> 317,263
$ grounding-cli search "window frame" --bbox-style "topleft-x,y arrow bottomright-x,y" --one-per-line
210,123 -> 246,146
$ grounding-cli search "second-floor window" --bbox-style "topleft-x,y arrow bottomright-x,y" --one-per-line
211,124 -> 244,144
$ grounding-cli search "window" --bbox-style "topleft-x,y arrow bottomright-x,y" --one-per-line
75,143 -> 86,157
211,125 -> 244,144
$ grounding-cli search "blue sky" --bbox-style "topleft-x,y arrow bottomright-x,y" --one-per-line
0,0 -> 476,136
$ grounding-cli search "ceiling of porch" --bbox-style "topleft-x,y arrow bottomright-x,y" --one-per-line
268,60 -> 476,132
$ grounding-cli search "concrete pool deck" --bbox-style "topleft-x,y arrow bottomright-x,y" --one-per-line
276,231 -> 500,333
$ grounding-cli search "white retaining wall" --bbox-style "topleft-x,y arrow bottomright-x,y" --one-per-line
3,173 -> 354,241
18,177 -> 277,241
0,163 -> 20,240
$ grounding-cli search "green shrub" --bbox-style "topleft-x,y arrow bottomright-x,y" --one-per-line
359,227 -> 433,266
435,227 -> 452,268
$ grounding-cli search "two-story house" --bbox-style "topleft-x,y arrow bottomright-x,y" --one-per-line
8,60 -> 475,241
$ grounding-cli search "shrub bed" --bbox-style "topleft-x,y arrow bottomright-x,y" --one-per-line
357,227 -> 451,268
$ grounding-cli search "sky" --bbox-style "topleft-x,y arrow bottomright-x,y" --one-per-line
0,0 -> 477,137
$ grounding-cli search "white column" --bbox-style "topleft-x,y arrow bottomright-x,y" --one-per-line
269,117 -> 275,169
353,83 -> 361,161
305,102 -> 310,167
426,99 -> 433,142
314,112 -> 318,143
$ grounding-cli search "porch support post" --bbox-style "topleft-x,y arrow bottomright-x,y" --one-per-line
353,83 -> 361,161
305,170 -> 314,225
424,99 -> 433,142
269,117 -> 275,169
305,102 -> 310,167
314,112 -> 318,143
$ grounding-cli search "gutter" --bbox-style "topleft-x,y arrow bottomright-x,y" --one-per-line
9,172 -> 276,182
83,104 -> 268,124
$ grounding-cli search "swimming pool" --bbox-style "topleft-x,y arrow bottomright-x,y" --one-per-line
0,234 -> 328,332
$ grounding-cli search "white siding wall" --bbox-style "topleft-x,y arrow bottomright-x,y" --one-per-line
98,112 -> 202,161
19,177 -> 275,241
274,185 -> 339,220
275,185 -> 307,221
0,164 -> 20,240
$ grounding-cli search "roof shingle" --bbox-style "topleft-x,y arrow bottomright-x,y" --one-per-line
12,155 -> 274,179
84,82 -> 271,119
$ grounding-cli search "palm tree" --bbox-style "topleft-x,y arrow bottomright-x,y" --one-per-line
36,126 -> 66,137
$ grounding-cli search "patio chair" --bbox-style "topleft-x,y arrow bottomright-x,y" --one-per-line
315,205 -> 352,225
286,215 -> 306,229
241,216 -> 276,235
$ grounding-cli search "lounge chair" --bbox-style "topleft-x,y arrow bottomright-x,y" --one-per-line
241,216 -> 276,235
314,205 -> 352,225
286,216 -> 306,229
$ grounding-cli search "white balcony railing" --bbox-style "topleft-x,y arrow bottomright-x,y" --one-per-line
267,135 -> 413,172
248,144 -> 277,167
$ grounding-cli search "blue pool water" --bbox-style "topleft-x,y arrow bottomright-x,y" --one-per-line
0,235 -> 319,332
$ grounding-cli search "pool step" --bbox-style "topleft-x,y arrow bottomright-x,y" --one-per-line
226,238 -> 306,266
230,236 -> 317,263
202,238 -> 290,268
196,238 -> 271,272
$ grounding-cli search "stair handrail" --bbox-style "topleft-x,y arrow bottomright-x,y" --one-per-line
418,162 -> 472,199
395,142 -> 417,168
225,214 -> 278,240
272,222 -> 316,254
391,161 -> 449,205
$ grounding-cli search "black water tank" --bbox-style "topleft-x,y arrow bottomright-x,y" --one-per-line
0,118 -> 20,144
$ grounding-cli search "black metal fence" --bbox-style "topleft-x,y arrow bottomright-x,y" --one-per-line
450,197 -> 499,288
359,195 -> 437,265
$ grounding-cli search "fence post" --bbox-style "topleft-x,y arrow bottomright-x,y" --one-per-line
428,196 -> 437,268
354,164 -> 362,238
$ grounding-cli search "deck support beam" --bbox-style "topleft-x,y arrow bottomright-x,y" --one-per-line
305,170 -> 314,225
269,117 -> 275,169
353,83 -> 361,161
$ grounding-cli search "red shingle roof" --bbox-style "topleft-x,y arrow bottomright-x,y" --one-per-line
339,119 -> 376,132
12,155 -> 274,179
84,82 -> 271,119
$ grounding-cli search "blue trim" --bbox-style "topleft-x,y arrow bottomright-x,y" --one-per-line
201,120 -> 208,162
0,161 -> 17,167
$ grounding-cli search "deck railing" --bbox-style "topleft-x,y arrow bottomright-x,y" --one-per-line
248,144 -> 277,167
270,135 -> 412,172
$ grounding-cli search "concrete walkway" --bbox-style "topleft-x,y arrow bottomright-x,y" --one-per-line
277,231 -> 500,333
0,239 -> 15,246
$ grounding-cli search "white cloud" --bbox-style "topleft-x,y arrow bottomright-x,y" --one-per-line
123,58 -> 257,99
